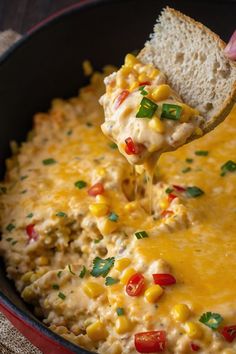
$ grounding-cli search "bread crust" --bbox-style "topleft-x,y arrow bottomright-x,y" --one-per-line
139,6 -> 236,135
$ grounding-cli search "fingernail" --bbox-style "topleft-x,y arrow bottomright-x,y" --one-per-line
224,30 -> 236,59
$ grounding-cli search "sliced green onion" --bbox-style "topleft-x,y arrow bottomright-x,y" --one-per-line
136,97 -> 158,119
220,160 -> 236,176
6,223 -> 15,232
42,158 -> 57,165
56,211 -> 67,217
0,186 -> 7,194
165,187 -> 174,194
109,142 -> 118,149
186,186 -> 204,198
58,292 -> 66,300
79,266 -> 87,279
116,307 -> 125,316
135,231 -> 149,239
66,129 -> 73,136
108,212 -> 119,222
86,122 -> 93,127
182,167 -> 191,173
57,271 -> 62,278
161,103 -> 182,120
195,150 -> 209,156
199,312 -> 223,330
52,284 -> 60,290
74,180 -> 87,189
20,175 -> 28,180
139,86 -> 148,96
186,158 -> 194,164
105,276 -> 119,286
12,240 -> 18,246
27,213 -> 33,218
68,264 -> 76,275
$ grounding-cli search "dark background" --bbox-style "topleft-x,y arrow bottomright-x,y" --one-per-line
0,0 -> 80,33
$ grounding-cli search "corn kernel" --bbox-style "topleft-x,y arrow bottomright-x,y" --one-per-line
144,285 -> 164,303
82,60 -> 93,76
116,75 -> 127,89
21,287 -> 35,301
86,321 -> 108,341
115,258 -> 131,272
21,271 -> 34,284
83,281 -> 105,298
115,316 -> 133,334
120,66 -> 132,76
151,84 -> 171,101
148,117 -> 165,134
96,195 -> 109,204
195,127 -> 203,136
100,219 -> 119,235
185,322 -> 203,339
160,198 -> 169,210
36,256 -> 49,266
129,81 -> 139,91
124,53 -> 139,67
124,201 -> 138,212
89,203 -> 109,217
120,267 -> 136,285
171,304 -> 191,322
138,73 -> 149,83
149,68 -> 160,79
96,167 -> 106,177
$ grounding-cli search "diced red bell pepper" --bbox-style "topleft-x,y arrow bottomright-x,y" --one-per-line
161,210 -> 174,218
152,273 -> 176,286
168,193 -> 177,203
139,81 -> 151,86
221,325 -> 236,343
135,331 -> 166,353
190,343 -> 201,351
173,185 -> 186,192
88,183 -> 104,197
126,273 -> 145,297
26,224 -> 39,242
114,90 -> 130,109
125,137 -> 145,155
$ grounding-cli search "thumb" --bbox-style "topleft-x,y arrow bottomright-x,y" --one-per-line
224,30 -> 236,60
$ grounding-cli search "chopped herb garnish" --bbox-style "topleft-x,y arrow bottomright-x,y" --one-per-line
68,264 -> 76,275
74,180 -> 87,189
56,211 -> 67,217
109,142 -> 118,149
6,238 -> 13,242
186,158 -> 194,164
42,158 -> 56,165
182,167 -> 191,173
0,186 -> 7,194
66,129 -> 72,136
6,223 -> 15,232
139,86 -> 148,96
79,266 -> 87,279
165,187 -> 174,194
86,122 -> 93,127
27,213 -> 33,218
20,175 -> 28,180
91,257 -> 115,278
105,276 -> 119,286
94,239 -> 102,244
195,150 -> 209,156
161,103 -> 182,120
199,312 -> 223,330
52,284 -> 60,290
135,231 -> 149,239
136,97 -> 157,118
186,186 -> 204,198
57,271 -> 62,278
12,240 -> 18,245
20,190 -> 27,194
58,292 -> 66,300
116,307 -> 125,316
108,212 -> 119,222
220,160 -> 236,176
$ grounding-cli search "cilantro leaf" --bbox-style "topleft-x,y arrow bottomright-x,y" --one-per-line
105,277 -> 119,286
220,160 -> 236,176
79,266 -> 87,279
186,186 -> 204,198
199,312 -> 223,330
42,158 -> 57,165
116,307 -> 125,316
91,257 -> 115,278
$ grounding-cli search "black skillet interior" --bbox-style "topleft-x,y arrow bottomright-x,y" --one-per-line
0,0 -> 235,352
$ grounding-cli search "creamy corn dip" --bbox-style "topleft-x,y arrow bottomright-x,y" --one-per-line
1,67 -> 236,354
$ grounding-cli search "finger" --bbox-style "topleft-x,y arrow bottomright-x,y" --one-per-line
224,30 -> 236,60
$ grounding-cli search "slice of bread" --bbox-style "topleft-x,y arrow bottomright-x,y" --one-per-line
138,7 -> 236,134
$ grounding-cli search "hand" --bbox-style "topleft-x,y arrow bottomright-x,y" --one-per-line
224,30 -> 236,60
